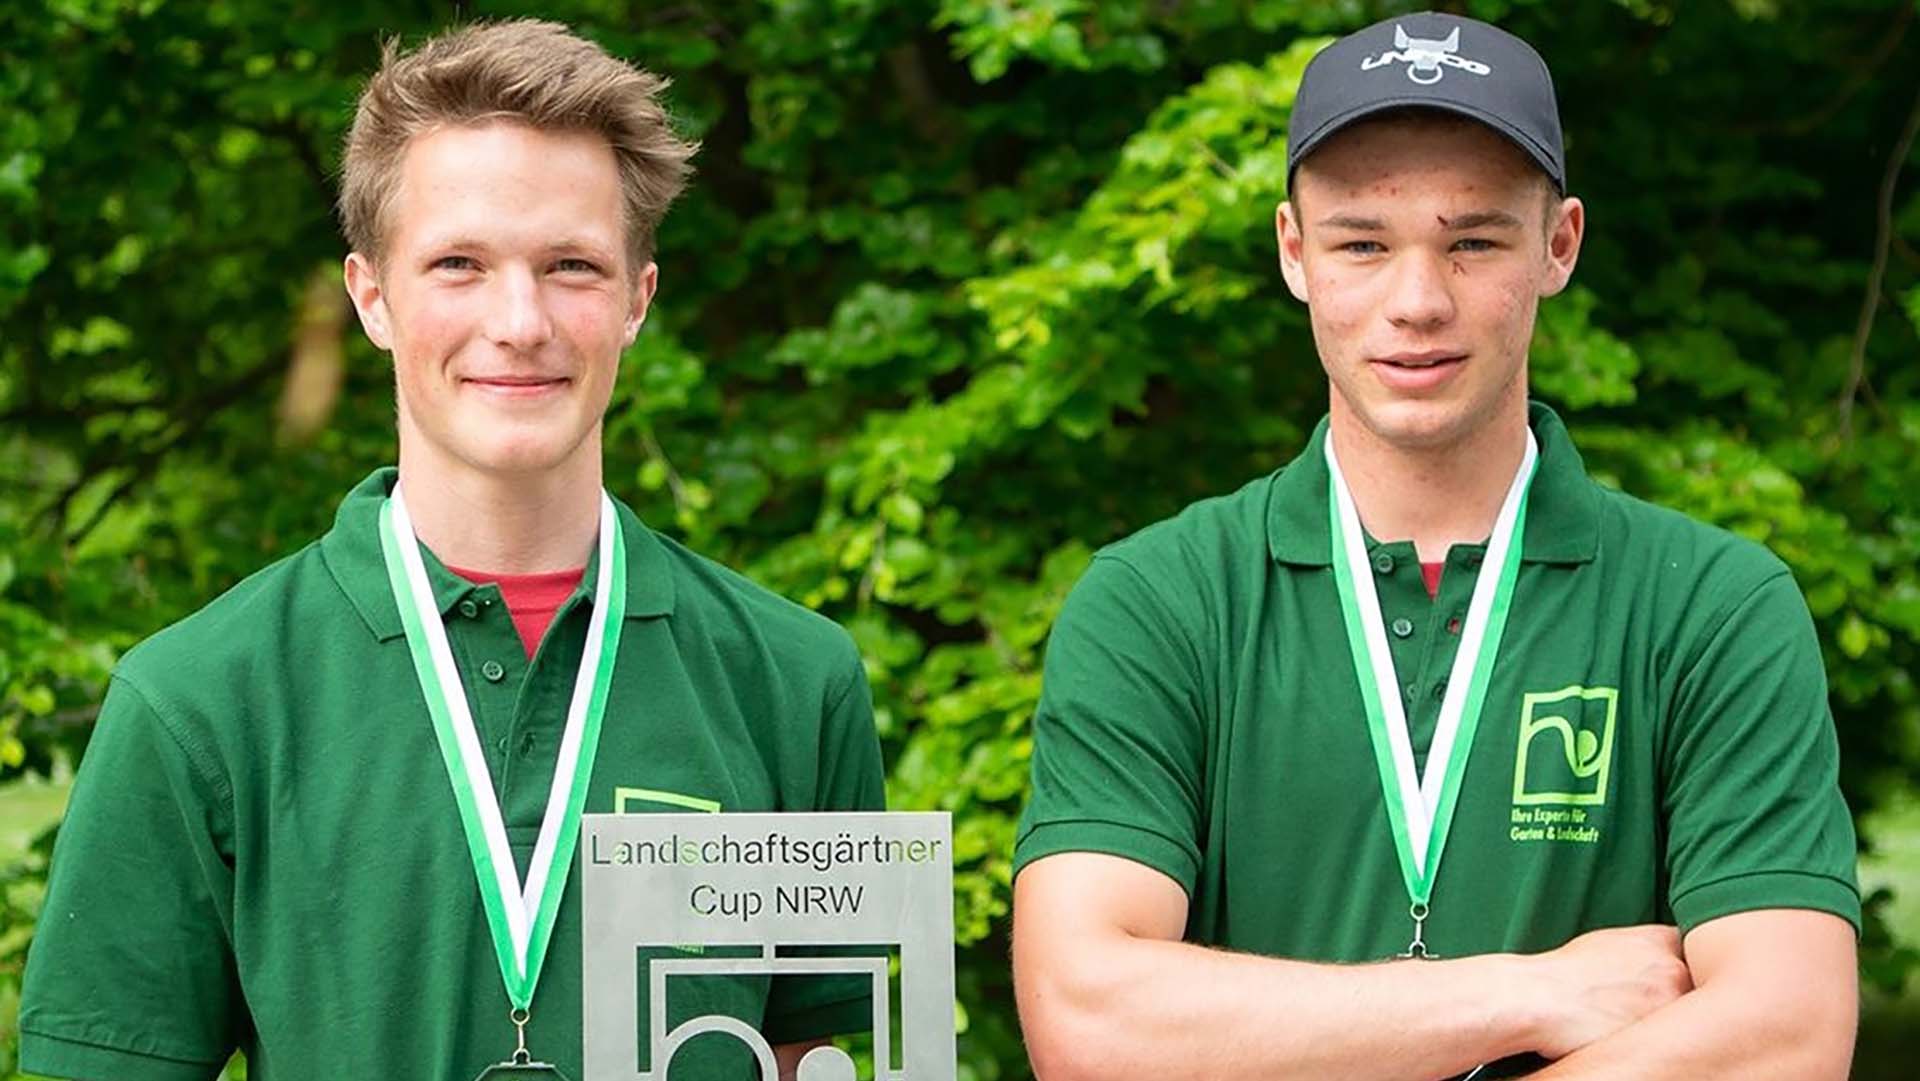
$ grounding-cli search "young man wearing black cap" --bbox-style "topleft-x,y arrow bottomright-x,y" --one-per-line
1011,12 -> 1858,1081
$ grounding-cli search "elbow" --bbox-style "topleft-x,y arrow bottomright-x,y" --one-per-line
1015,944 -> 1140,1081
1777,975 -> 1857,1080
1797,1006 -> 1858,1081
1708,975 -> 1856,1081
1023,1013 -> 1128,1081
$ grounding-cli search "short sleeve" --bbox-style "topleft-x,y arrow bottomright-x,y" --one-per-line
1013,554 -> 1208,895
1662,572 -> 1861,934
760,645 -> 887,1044
19,674 -> 244,1080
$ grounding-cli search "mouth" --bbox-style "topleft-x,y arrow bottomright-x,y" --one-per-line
1372,350 -> 1467,369
462,375 -> 571,396
1368,351 -> 1467,391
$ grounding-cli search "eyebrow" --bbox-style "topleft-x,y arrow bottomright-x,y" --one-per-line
1312,209 -> 1527,232
1437,210 -> 1525,230
417,235 -> 619,259
1315,214 -> 1388,231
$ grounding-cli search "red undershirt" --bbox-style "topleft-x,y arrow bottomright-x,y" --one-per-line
447,565 -> 586,659
1421,561 -> 1444,599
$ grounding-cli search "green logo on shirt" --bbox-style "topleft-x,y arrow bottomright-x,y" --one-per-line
1512,685 -> 1618,807
614,786 -> 722,814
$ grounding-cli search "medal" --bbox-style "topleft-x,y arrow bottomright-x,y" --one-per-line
471,1005 -> 571,1079
380,485 -> 627,1073
469,1007 -> 571,1080
1325,430 -> 1537,959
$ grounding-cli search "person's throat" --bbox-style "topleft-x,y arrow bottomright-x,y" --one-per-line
395,445 -> 603,575
1328,413 -> 1530,564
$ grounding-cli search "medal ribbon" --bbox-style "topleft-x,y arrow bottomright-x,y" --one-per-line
1325,431 -> 1537,911
379,485 -> 627,1011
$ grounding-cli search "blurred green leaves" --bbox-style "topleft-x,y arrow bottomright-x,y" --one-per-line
4,0 -> 1920,1075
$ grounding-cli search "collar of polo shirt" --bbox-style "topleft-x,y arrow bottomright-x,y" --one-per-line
319,467 -> 678,640
1266,400 -> 1600,566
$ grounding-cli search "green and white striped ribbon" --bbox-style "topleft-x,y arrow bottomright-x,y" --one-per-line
378,485 -> 627,1012
1325,430 -> 1537,912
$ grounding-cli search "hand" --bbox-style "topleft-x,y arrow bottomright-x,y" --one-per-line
1526,924 -> 1693,1060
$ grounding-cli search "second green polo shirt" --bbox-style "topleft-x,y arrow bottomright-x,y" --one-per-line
1015,404 -> 1859,963
21,469 -> 886,1080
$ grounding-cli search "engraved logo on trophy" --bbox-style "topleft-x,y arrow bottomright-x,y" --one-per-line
581,812 -> 956,1080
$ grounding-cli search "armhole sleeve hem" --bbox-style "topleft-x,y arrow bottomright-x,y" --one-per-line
19,1027 -> 225,1081
1670,870 -> 1861,937
1012,820 -> 1198,898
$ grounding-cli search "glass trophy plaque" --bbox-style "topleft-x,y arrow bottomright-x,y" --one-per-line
580,811 -> 956,1081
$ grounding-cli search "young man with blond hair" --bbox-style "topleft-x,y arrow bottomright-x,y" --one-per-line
21,20 -> 883,1080
1012,12 -> 1859,1081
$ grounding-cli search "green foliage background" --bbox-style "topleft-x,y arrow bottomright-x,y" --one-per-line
4,0 -> 1920,1075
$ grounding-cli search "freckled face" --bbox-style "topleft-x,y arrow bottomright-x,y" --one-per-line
1276,119 -> 1581,453
345,122 -> 656,479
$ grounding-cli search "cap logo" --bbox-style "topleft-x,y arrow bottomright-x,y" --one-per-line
1360,25 -> 1492,85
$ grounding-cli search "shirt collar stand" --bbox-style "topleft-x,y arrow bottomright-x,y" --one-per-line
322,468 -> 676,641
1266,401 -> 1600,566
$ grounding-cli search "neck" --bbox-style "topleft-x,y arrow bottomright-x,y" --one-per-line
396,441 -> 601,576
1327,401 -> 1530,563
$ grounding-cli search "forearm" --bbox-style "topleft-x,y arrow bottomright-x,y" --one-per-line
1531,978 -> 1854,1081
1531,910 -> 1858,1081
1020,930 -> 1538,1081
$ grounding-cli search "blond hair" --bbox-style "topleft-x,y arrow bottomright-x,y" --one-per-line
338,19 -> 697,270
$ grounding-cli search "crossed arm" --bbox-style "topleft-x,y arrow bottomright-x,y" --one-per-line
1013,852 -> 1856,1081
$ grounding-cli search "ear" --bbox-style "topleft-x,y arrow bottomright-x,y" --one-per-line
343,252 -> 394,350
1275,201 -> 1310,304
1440,27 -> 1459,50
1395,25 -> 1410,48
1539,196 -> 1585,298
623,261 -> 661,346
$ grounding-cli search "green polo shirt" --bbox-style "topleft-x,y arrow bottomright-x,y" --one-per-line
21,469 -> 886,1081
1015,404 -> 1859,963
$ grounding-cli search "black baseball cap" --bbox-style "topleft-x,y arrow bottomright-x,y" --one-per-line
1286,12 -> 1566,192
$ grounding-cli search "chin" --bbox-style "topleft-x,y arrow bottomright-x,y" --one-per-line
1360,400 -> 1478,451
454,437 -> 585,478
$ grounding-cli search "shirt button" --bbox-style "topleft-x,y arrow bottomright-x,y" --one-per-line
1433,679 -> 1449,700
494,736 -> 509,754
458,599 -> 479,619
1373,552 -> 1395,575
481,660 -> 506,682
1390,617 -> 1415,638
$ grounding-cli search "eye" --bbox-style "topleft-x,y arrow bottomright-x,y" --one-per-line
1451,237 -> 1500,253
1339,240 -> 1386,255
553,258 -> 603,274
432,255 -> 478,272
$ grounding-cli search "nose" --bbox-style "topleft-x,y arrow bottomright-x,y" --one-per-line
483,263 -> 554,351
1381,249 -> 1456,331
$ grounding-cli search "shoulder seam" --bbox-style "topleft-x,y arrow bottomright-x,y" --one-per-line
106,670 -> 235,813
820,632 -> 864,720
1085,551 -> 1210,686
1674,567 -> 1794,687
